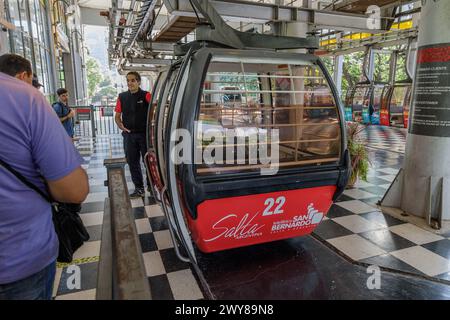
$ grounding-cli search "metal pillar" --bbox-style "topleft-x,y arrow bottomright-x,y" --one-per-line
367,49 -> 375,82
381,0 -> 450,228
333,55 -> 344,98
90,107 -> 96,138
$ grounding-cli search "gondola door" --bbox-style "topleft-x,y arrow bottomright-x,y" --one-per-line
145,70 -> 168,201
403,86 -> 412,128
344,87 -> 355,121
164,54 -> 197,262
380,86 -> 393,126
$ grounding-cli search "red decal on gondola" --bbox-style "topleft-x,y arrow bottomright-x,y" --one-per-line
380,109 -> 390,126
403,110 -> 409,129
191,186 -> 336,252
147,152 -> 163,192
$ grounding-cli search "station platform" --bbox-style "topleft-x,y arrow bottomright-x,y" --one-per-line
52,125 -> 450,300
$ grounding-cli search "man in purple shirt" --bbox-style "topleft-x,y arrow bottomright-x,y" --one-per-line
0,55 -> 89,300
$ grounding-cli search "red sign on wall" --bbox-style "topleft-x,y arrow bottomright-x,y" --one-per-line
76,108 -> 91,121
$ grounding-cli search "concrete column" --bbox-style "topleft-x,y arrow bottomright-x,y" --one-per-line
63,52 -> 77,105
382,0 -> 450,226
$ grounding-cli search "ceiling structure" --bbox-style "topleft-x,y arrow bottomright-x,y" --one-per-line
77,0 -> 420,73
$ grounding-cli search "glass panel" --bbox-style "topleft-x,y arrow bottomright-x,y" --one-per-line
373,52 -> 391,83
395,54 -> 409,82
23,35 -> 33,62
161,69 -> 180,140
157,68 -> 181,178
29,0 -> 39,42
12,31 -> 24,55
57,55 -> 65,88
351,86 -> 369,122
34,42 -> 42,79
149,72 -> 168,147
8,0 -> 21,29
40,47 -> 49,93
19,0 -> 30,35
370,85 -> 384,124
195,59 -> 341,176
373,86 -> 383,113
35,0 -> 46,43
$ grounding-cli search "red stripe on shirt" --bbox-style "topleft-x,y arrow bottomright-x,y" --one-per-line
145,92 -> 151,103
115,97 -> 122,113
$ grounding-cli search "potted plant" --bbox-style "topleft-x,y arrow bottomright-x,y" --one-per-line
346,122 -> 370,188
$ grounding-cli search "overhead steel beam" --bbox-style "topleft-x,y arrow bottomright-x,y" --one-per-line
136,41 -> 174,52
121,65 -> 160,72
80,7 -> 108,26
129,58 -> 173,65
148,42 -> 174,51
163,0 -> 390,32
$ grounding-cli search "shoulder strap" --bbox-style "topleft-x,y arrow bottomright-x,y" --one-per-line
53,102 -> 68,117
0,157 -> 51,203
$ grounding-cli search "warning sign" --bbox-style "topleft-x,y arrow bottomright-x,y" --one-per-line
76,108 -> 91,121
409,43 -> 450,137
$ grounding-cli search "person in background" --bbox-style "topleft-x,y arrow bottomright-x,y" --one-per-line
0,53 -> 33,85
0,58 -> 89,300
32,73 -> 44,90
114,71 -> 151,198
52,88 -> 75,139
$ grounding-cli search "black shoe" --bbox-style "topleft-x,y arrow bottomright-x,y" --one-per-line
130,188 -> 145,198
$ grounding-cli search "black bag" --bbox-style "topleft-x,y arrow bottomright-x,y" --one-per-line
52,203 -> 90,263
0,158 -> 89,263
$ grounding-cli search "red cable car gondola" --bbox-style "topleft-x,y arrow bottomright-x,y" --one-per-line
145,45 -> 350,260
379,50 -> 413,128
144,0 -> 350,261
380,82 -> 412,128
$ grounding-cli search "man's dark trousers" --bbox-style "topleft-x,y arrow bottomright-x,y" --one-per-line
123,132 -> 149,190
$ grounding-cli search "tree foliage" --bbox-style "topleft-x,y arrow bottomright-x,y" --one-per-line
342,51 -> 365,97
86,57 -> 103,97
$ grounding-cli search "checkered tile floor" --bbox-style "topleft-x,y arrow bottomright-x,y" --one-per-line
314,126 -> 450,281
54,126 -> 450,299
54,135 -> 204,300
362,125 -> 407,154
134,203 -> 204,300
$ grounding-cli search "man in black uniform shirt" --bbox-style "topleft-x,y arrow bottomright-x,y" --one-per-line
115,71 -> 151,198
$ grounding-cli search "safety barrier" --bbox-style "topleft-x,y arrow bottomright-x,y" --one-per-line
71,106 -> 121,137
96,158 -> 152,300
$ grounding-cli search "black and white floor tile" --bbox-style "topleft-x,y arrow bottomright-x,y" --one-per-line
55,135 -> 203,300
313,126 -> 450,280
135,203 -> 204,300
53,136 -> 122,300
55,126 -> 450,299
